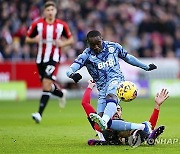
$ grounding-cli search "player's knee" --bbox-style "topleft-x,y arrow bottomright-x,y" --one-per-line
42,79 -> 52,91
42,85 -> 51,91
106,99 -> 118,105
106,94 -> 118,102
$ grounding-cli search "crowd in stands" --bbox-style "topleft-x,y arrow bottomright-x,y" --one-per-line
0,0 -> 180,62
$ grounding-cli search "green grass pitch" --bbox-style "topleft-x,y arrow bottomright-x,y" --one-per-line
0,97 -> 180,154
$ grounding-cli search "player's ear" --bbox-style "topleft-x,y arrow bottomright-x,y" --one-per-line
100,36 -> 103,40
54,8 -> 57,14
86,39 -> 90,47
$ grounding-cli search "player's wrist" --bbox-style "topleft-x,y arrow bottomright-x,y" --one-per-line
69,73 -> 82,83
87,86 -> 93,89
155,104 -> 160,110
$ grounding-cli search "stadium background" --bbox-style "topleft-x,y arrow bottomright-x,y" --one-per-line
0,0 -> 180,153
0,0 -> 180,99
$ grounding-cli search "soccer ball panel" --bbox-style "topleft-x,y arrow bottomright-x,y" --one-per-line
117,81 -> 137,102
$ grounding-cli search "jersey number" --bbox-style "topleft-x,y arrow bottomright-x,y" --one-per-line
46,65 -> 55,75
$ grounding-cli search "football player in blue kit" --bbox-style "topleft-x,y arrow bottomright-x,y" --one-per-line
66,30 -> 157,131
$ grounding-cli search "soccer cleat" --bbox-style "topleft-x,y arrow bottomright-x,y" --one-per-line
88,139 -> 108,146
59,89 -> 67,108
32,112 -> 41,123
142,121 -> 152,135
89,113 -> 107,131
147,125 -> 165,145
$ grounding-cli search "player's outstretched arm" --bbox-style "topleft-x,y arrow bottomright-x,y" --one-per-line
82,80 -> 96,116
82,80 -> 102,134
123,54 -> 157,71
67,51 -> 89,83
154,89 -> 169,110
149,89 -> 169,129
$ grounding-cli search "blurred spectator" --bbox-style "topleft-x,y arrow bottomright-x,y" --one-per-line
0,0 -> 179,60
175,27 -> 180,58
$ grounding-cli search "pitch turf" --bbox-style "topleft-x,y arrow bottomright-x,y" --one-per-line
0,97 -> 180,154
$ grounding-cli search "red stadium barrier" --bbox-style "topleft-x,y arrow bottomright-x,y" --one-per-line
0,61 -> 41,88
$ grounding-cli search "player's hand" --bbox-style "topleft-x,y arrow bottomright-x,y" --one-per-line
34,35 -> 41,43
147,64 -> 157,71
70,73 -> 82,83
55,40 -> 64,47
88,80 -> 96,89
155,89 -> 169,107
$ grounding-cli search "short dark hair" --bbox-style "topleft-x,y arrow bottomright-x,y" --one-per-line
87,30 -> 102,39
44,1 -> 56,9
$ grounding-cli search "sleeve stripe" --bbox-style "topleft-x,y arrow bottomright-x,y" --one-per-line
74,61 -> 83,67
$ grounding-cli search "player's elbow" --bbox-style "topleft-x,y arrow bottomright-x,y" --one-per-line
25,37 -> 28,43
69,36 -> 75,45
25,37 -> 32,44
123,54 -> 132,63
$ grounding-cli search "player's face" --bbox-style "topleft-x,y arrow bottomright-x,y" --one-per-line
44,6 -> 57,20
87,36 -> 103,54
112,106 -> 122,119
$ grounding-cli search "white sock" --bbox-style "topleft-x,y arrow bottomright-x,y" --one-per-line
102,114 -> 110,124
95,130 -> 105,141
102,102 -> 117,123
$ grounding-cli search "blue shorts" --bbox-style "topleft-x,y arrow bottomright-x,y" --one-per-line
96,79 -> 123,113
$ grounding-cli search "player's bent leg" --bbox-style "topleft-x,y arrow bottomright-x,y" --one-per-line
128,125 -> 165,147
36,91 -> 51,120
111,120 -> 145,132
50,83 -> 66,108
36,78 -> 51,118
102,99 -> 117,124
110,120 -> 131,131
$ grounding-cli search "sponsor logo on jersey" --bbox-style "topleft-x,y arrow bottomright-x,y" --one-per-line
98,59 -> 115,69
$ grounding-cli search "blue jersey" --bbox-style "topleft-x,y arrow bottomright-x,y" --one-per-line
68,41 -> 149,88
67,41 -> 149,113
72,41 -> 128,90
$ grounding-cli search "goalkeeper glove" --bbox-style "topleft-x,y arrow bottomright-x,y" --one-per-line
148,64 -> 157,71
70,73 -> 82,83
